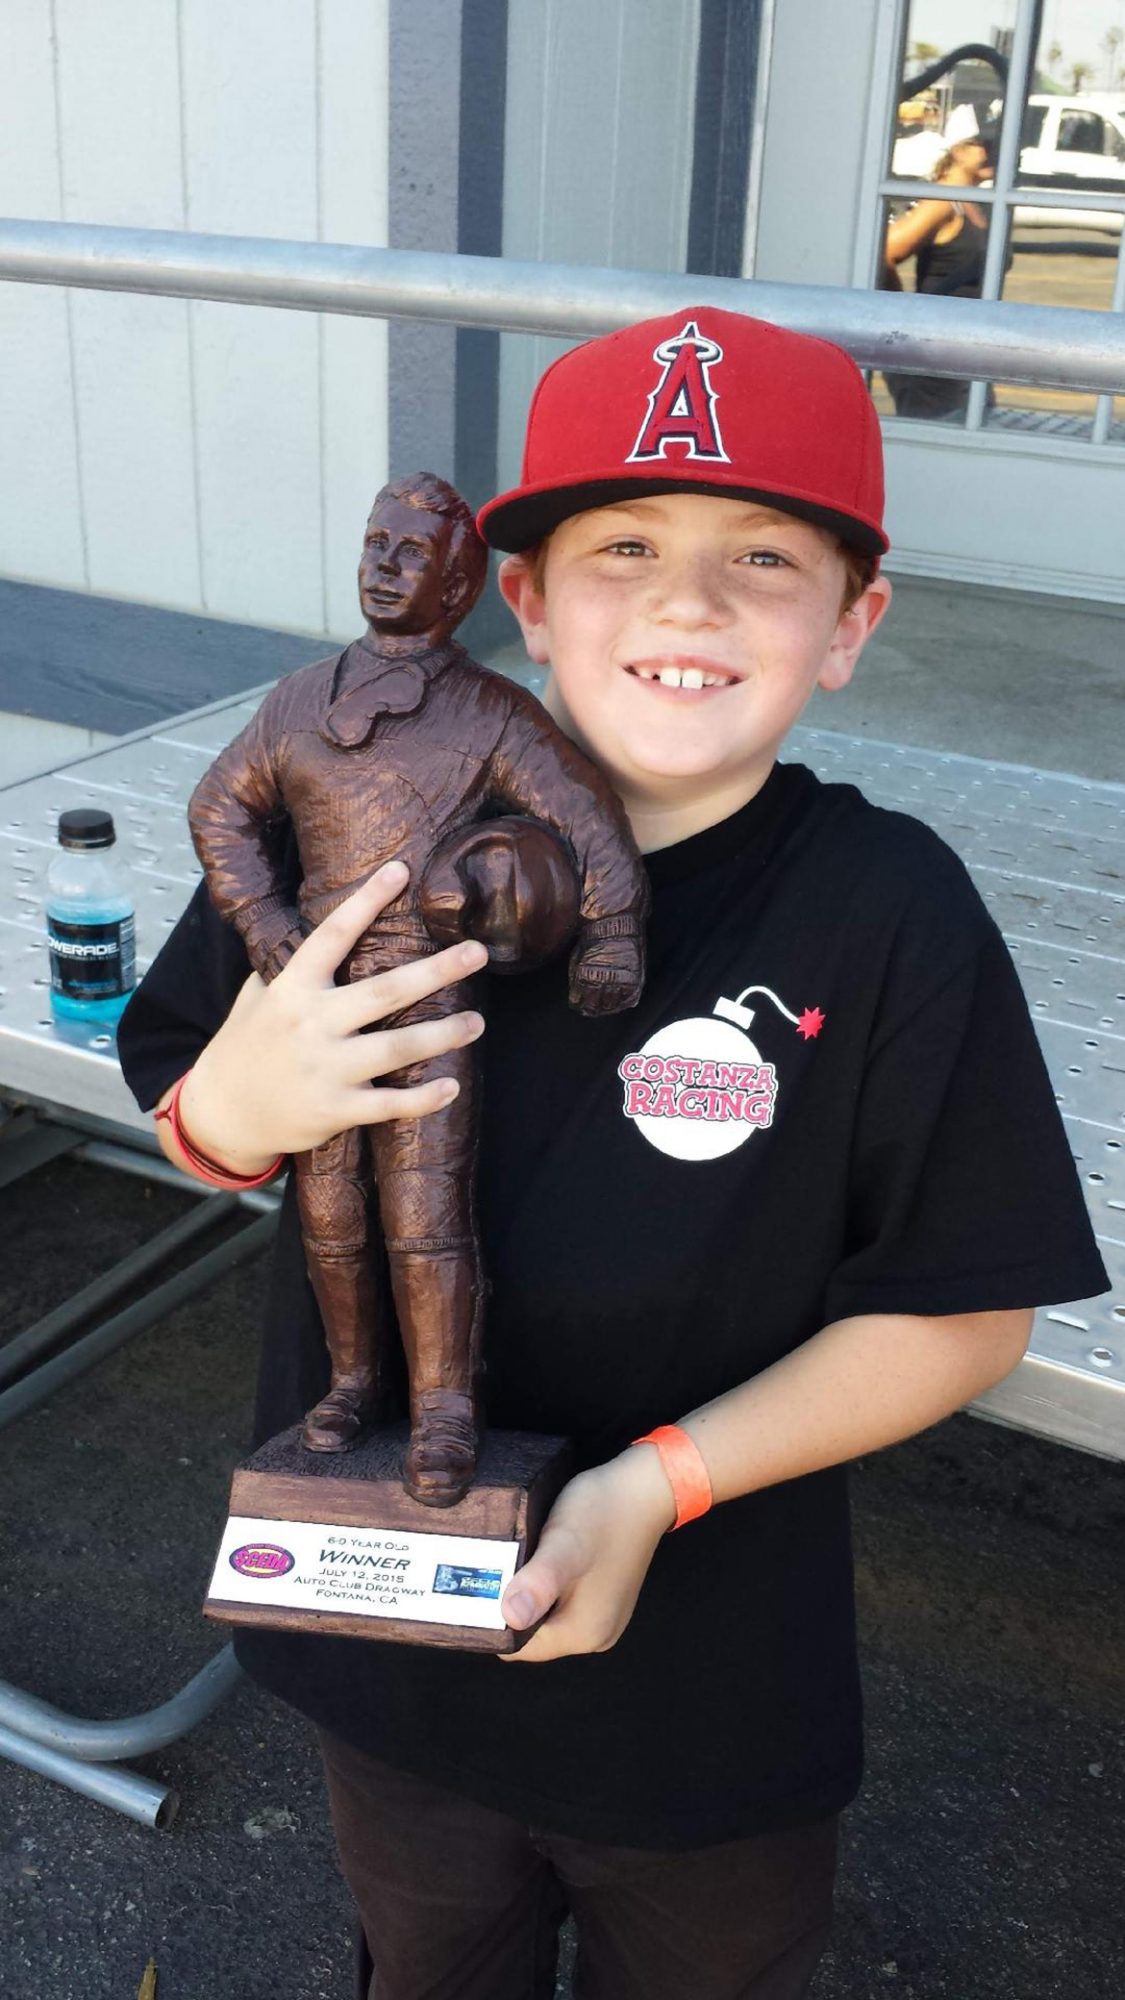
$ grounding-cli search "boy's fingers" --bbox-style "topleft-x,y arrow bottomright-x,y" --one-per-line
282,864 -> 411,984
500,1538 -> 576,1632
347,1076 -> 463,1126
330,938 -> 489,1033
339,1010 -> 484,1086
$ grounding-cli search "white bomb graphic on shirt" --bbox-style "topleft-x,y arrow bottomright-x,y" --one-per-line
618,986 -> 825,1162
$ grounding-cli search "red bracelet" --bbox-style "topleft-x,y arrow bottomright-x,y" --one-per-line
631,1424 -> 713,1530
155,1072 -> 284,1191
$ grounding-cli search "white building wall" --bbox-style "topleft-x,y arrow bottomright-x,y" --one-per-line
0,0 -> 390,637
752,0 -> 883,290
497,0 -> 701,493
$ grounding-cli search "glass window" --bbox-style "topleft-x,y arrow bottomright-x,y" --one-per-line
1021,103 -> 1047,147
888,0 -> 1016,183
875,1 -> 1125,436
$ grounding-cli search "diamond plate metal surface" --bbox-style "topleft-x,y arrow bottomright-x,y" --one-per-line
1,705 -> 1122,1455
790,726 -> 1124,1459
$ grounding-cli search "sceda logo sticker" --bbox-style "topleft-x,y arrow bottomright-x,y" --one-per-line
618,985 -> 824,1162
229,1543 -> 295,1579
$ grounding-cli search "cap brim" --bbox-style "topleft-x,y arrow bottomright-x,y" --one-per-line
479,475 -> 889,559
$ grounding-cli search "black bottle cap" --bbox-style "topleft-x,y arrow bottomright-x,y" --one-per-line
58,808 -> 117,850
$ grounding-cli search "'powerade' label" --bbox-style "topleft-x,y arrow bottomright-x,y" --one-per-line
48,913 -> 136,1002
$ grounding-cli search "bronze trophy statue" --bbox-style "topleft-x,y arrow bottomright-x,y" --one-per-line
196,475 -> 648,1650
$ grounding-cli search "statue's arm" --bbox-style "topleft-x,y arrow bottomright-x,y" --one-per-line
491,693 -> 649,1014
187,689 -> 304,982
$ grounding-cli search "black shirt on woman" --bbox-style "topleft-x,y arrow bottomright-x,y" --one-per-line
888,205 -> 989,420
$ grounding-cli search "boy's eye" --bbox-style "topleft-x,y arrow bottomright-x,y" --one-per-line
739,548 -> 790,568
602,538 -> 652,557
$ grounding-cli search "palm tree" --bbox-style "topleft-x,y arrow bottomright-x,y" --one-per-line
1046,40 -> 1063,75
1103,27 -> 1123,89
1069,59 -> 1093,93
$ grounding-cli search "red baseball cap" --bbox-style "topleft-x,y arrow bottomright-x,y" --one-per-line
478,307 -> 888,559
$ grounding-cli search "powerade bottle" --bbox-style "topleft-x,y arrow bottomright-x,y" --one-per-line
46,808 -> 136,1027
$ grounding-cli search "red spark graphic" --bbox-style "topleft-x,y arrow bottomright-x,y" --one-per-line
796,1007 -> 825,1041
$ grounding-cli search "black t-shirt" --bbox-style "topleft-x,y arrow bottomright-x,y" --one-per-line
118,761 -> 1107,1848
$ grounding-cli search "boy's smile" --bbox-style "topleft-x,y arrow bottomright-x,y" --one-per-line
500,493 -> 890,850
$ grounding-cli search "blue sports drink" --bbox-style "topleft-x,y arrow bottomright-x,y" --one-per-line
46,808 -> 136,1026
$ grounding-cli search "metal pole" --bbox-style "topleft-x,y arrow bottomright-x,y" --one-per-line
965,0 -> 1043,430
0,1722 -> 178,1829
1,220 -> 1125,392
1091,247 -> 1125,445
74,1137 -> 282,1214
0,1211 -> 277,1429
0,1191 -> 239,1388
0,1119 -> 82,1188
0,1645 -> 243,1763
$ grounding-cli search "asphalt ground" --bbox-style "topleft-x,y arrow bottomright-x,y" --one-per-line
1,1155 -> 1122,2000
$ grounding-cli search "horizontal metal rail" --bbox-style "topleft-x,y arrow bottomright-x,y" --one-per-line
2,219 -> 1125,392
0,1209 -> 277,1430
0,1722 -> 178,1829
0,1190 -> 240,1390
0,1645 -> 245,1827
0,1646 -> 243,1764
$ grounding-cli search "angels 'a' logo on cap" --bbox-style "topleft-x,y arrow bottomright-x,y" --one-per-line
626,318 -> 730,466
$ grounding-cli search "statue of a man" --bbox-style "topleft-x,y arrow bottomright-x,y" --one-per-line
188,473 -> 647,1505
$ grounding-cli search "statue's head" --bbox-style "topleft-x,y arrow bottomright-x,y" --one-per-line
358,473 -> 488,640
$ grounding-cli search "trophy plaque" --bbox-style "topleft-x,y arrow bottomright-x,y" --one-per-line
204,1426 -> 572,1653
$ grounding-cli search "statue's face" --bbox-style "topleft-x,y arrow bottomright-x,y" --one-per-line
358,497 -> 453,636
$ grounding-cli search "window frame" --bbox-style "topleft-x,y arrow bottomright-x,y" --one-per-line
851,0 -> 1125,447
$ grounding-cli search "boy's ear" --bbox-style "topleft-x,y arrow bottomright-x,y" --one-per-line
497,555 -> 551,666
818,575 -> 893,693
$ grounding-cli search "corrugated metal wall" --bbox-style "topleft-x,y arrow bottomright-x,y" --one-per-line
497,0 -> 702,492
0,0 -> 390,636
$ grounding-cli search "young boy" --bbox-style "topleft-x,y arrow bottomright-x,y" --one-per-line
119,309 -> 1106,2000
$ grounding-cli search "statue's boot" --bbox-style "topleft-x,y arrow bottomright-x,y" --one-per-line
390,1245 -> 482,1506
296,1138 -> 382,1453
300,1253 -> 382,1450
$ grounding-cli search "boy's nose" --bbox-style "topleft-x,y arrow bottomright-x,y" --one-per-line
651,553 -> 726,627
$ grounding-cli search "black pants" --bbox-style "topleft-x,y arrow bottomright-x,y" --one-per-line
318,1730 -> 838,2000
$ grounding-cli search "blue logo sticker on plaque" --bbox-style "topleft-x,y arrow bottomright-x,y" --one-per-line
433,1563 -> 503,1599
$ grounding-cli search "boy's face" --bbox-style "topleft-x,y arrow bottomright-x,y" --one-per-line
499,493 -> 891,837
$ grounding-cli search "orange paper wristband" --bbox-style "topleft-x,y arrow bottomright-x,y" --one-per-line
155,1071 -> 284,1192
631,1424 -> 713,1530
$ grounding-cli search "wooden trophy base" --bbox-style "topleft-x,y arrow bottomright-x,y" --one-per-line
203,1423 -> 572,1653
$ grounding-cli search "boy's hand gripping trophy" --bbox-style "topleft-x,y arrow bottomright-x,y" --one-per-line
188,474 -> 647,1519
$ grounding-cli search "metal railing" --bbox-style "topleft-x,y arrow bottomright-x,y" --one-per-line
2,217 -> 1125,396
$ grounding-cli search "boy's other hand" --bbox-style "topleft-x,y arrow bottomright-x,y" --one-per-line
163,863 -> 488,1177
499,1449 -> 676,1664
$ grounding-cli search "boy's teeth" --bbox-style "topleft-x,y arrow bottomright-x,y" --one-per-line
633,663 -> 732,688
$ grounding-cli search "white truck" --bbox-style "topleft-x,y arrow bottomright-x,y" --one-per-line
1016,93 -> 1125,234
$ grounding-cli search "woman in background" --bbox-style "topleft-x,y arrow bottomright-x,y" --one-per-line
883,126 -> 996,420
